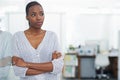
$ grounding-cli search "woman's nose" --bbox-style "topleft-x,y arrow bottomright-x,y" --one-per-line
36,15 -> 41,20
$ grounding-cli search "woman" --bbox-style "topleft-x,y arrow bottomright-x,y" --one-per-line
0,30 -> 12,80
12,1 -> 64,80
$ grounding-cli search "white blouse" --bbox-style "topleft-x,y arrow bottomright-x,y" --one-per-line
12,31 -> 64,80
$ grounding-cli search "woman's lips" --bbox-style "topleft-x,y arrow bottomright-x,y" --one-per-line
36,22 -> 43,25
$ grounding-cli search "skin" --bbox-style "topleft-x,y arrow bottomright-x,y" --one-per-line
12,5 -> 62,76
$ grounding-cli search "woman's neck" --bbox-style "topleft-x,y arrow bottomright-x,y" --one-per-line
26,28 -> 43,35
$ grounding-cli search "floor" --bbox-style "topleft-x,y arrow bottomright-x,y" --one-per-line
63,79 -> 116,80
62,77 -> 117,80
62,78 -> 117,80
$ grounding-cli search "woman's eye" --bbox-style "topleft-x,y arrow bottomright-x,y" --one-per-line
31,14 -> 35,17
40,13 -> 44,16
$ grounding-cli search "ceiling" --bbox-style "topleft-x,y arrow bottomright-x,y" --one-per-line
0,0 -> 120,14
0,0 -> 120,7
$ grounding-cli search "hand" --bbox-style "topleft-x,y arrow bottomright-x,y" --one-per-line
52,51 -> 62,60
12,56 -> 27,67
12,56 -> 18,65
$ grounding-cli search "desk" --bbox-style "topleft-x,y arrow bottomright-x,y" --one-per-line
77,55 -> 118,79
108,57 -> 118,78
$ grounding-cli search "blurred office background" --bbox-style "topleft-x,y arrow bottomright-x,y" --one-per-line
0,0 -> 120,80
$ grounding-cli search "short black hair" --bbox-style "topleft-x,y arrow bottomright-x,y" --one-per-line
26,1 -> 42,16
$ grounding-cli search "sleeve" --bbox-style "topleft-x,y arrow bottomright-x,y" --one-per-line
0,32 -> 12,79
12,34 -> 28,77
50,33 -> 64,74
13,66 -> 28,77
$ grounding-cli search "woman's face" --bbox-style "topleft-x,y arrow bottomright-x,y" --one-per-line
26,5 -> 44,29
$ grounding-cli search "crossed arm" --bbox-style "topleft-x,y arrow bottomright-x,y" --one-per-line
12,51 -> 62,76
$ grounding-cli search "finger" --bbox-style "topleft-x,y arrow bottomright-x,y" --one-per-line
13,56 -> 21,59
12,56 -> 20,65
57,52 -> 62,56
13,56 -> 19,58
57,53 -> 62,58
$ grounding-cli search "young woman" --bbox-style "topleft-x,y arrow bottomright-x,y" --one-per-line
12,1 -> 64,80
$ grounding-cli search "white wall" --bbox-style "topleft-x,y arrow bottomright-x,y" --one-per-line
65,13 -> 120,49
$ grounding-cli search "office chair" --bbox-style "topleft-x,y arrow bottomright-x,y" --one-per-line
95,53 -> 110,79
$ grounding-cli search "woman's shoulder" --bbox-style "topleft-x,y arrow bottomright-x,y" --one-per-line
46,30 -> 57,36
12,31 -> 24,39
46,30 -> 58,40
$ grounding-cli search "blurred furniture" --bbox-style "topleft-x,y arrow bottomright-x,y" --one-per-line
109,57 -> 118,78
95,53 -> 110,79
77,55 -> 96,79
63,53 -> 78,78
77,54 -> 118,79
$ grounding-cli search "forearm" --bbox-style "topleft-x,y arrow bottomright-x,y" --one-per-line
26,68 -> 45,76
12,51 -> 62,74
25,51 -> 62,72
26,62 -> 53,72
